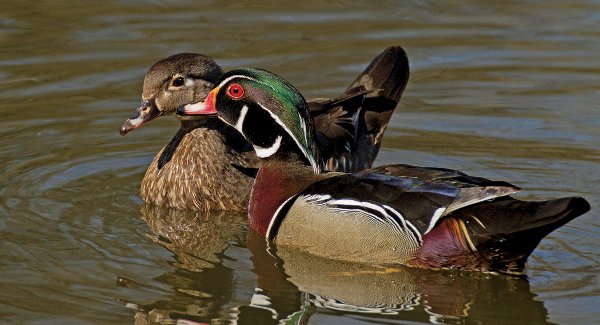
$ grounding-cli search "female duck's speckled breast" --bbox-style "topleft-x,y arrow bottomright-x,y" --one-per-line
141,124 -> 258,212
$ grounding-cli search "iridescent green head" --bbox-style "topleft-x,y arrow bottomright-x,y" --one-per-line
179,68 -> 323,173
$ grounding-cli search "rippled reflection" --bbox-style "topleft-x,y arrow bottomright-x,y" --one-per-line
127,208 -> 553,324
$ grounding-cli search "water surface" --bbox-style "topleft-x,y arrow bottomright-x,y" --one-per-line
1,1 -> 598,324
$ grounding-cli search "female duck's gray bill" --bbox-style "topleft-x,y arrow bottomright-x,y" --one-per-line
120,98 -> 162,136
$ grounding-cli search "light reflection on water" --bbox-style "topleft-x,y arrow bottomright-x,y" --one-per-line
0,1 -> 598,324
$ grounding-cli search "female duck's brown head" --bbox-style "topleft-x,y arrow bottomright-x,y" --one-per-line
120,53 -> 223,135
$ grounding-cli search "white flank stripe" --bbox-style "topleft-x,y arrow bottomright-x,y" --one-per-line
383,204 -> 407,229
303,194 -> 332,203
383,204 -> 422,244
329,199 -> 386,216
424,207 -> 446,234
326,198 -> 422,245
404,220 -> 422,244
256,102 -> 321,174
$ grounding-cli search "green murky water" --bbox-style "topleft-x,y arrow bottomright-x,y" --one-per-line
1,1 -> 598,324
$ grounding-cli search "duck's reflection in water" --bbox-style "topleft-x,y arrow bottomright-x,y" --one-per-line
122,205 -> 552,325
139,204 -> 248,273
244,231 -> 553,325
119,204 -> 247,324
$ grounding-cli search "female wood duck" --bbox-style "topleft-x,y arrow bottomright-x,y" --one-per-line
120,47 -> 409,211
177,67 -> 591,274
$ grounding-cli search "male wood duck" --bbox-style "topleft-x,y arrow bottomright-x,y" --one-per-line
178,67 -> 591,274
120,47 -> 409,211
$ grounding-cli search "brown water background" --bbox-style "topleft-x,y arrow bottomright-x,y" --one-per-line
1,1 -> 598,324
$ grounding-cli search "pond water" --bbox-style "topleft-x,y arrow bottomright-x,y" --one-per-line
1,1 -> 598,324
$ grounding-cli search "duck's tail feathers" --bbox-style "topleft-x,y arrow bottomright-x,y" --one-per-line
312,46 -> 410,172
414,196 -> 590,274
349,46 -> 409,170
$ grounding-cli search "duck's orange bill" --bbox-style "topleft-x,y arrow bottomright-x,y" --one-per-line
178,86 -> 219,116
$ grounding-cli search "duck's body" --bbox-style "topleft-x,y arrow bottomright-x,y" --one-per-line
141,119 -> 257,211
122,47 -> 409,211
252,160 -> 587,273
178,67 -> 590,273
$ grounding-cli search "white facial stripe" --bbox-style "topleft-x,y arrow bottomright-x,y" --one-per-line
256,101 -> 320,173
217,74 -> 256,88
254,135 -> 282,158
232,104 -> 281,159
184,77 -> 194,87
217,72 -> 321,173
300,116 -> 308,149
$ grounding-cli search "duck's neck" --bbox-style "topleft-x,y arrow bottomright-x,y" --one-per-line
248,156 -> 317,237
179,117 -> 252,153
141,116 -> 257,212
180,117 -> 222,131
157,118 -> 232,170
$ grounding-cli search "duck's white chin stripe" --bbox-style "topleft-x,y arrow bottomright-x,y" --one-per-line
254,135 -> 283,158
232,103 -> 282,159
235,105 -> 249,133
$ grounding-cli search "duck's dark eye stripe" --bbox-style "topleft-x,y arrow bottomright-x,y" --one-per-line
172,77 -> 185,87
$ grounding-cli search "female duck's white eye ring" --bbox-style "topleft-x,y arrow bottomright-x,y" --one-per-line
227,83 -> 244,100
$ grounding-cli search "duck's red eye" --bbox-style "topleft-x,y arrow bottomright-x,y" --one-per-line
227,83 -> 244,100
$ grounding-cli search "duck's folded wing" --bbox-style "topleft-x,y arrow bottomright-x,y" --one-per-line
269,165 -> 518,253
306,167 -> 517,233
